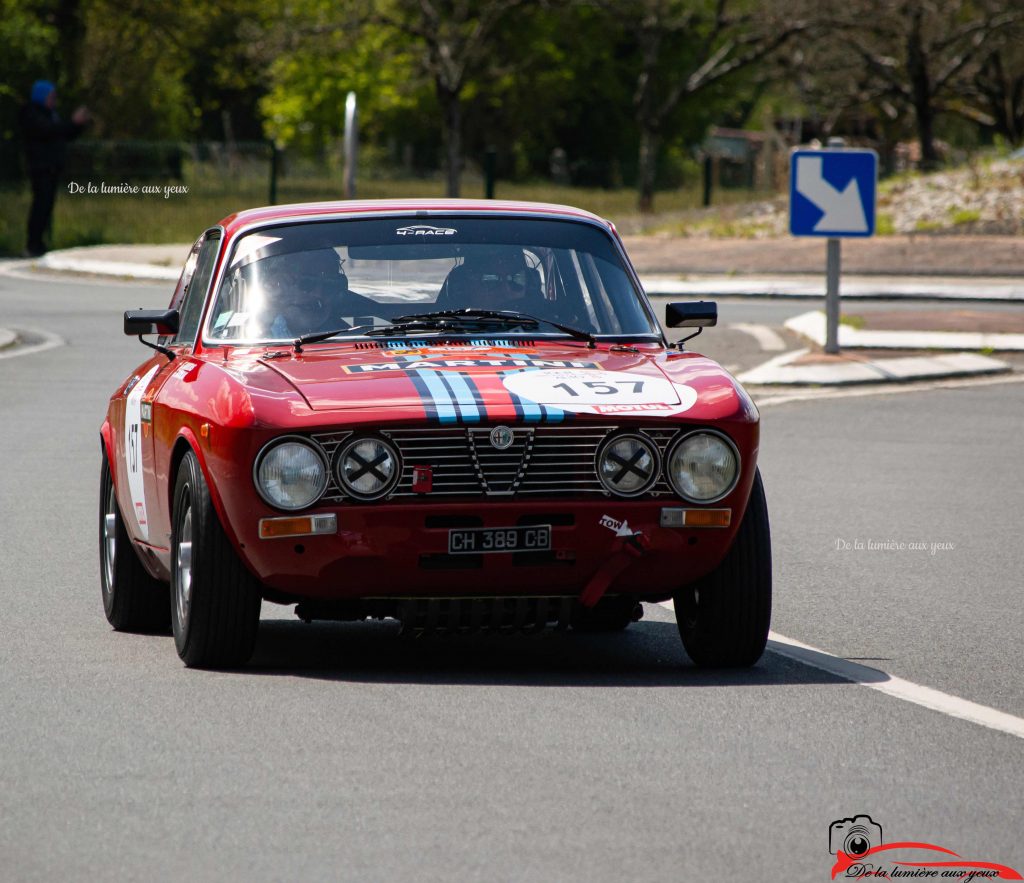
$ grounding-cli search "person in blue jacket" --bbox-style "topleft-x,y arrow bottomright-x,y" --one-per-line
19,80 -> 90,256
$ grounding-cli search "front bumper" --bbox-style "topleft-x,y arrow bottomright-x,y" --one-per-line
238,498 -> 743,601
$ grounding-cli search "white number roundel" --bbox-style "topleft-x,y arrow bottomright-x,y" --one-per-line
502,369 -> 697,416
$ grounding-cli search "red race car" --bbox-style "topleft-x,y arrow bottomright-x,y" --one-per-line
100,200 -> 770,668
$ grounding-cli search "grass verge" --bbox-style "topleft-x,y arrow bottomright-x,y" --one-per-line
0,174 -> 765,255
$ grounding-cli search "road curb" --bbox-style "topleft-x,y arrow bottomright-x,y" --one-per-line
738,348 -> 1011,386
785,310 -> 1024,351
38,251 -> 180,281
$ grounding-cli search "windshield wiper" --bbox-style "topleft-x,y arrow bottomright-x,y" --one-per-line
293,323 -> 381,351
292,309 -> 597,351
378,309 -> 597,348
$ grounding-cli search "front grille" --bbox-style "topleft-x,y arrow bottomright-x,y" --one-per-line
312,424 -> 681,502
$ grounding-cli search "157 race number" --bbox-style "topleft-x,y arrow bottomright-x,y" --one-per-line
502,369 -> 698,415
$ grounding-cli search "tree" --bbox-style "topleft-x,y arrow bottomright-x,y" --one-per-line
258,1 -> 439,167
960,23 -> 1024,146
615,0 -> 807,212
375,0 -> 527,196
829,0 -> 1020,168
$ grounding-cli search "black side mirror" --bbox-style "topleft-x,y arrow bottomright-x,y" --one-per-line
665,301 -> 717,328
124,309 -> 179,336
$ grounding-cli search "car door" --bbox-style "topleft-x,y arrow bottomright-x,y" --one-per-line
119,231 -> 222,552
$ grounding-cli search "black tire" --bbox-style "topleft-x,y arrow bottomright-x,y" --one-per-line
674,467 -> 772,667
571,597 -> 642,632
171,451 -> 261,668
99,456 -> 170,632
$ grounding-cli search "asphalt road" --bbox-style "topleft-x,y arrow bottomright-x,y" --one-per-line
1,268 -> 1022,882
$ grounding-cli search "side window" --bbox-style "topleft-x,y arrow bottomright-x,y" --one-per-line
158,238 -> 202,346
169,237 -> 203,312
174,231 -> 221,346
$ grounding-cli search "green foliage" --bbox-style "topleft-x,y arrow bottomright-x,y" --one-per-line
949,207 -> 981,225
0,0 -> 57,106
80,0 -> 193,139
0,0 -> 59,178
10,0 -> 1010,237
260,16 -> 431,161
875,212 -> 896,235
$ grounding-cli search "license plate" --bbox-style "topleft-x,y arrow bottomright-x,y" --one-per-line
448,525 -> 552,555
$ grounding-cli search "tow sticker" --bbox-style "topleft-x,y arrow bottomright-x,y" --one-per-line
599,514 -> 637,537
124,364 -> 160,540
502,369 -> 697,416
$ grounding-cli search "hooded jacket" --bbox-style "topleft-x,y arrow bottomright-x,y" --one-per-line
19,81 -> 86,174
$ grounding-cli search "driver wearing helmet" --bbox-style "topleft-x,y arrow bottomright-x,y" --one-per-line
259,248 -> 348,338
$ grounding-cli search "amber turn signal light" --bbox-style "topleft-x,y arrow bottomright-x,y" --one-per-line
659,508 -> 731,528
258,513 -> 337,539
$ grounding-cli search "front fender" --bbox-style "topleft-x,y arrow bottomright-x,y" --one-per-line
170,428 -> 261,581
171,428 -> 233,539
100,420 -> 115,477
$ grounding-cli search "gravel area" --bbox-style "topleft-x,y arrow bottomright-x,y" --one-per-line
687,159 -> 1024,237
624,156 -> 1024,263
879,159 -> 1024,235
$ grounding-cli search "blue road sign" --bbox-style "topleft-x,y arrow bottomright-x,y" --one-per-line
789,149 -> 877,237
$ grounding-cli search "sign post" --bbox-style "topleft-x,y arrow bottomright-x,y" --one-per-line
825,238 -> 841,353
789,145 -> 878,354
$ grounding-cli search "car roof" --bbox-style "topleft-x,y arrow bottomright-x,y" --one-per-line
217,199 -> 615,238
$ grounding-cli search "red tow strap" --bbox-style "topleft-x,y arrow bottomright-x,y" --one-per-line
578,532 -> 650,608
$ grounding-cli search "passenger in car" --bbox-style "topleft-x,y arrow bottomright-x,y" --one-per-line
440,247 -> 547,315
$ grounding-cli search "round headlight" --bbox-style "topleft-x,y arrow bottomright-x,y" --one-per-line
255,438 -> 329,510
335,435 -> 400,500
596,433 -> 660,497
667,431 -> 739,502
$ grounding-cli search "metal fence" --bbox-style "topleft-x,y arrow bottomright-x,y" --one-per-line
0,138 -> 773,255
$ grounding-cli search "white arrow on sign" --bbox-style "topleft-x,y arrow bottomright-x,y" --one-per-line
795,156 -> 868,233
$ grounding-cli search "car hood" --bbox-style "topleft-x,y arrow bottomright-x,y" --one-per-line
253,341 -> 749,422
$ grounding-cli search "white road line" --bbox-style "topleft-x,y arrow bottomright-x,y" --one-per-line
786,309 -> 1024,351
729,322 -> 787,351
0,328 -> 65,361
655,601 -> 1024,740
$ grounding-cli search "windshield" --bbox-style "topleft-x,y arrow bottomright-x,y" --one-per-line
204,217 -> 659,344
